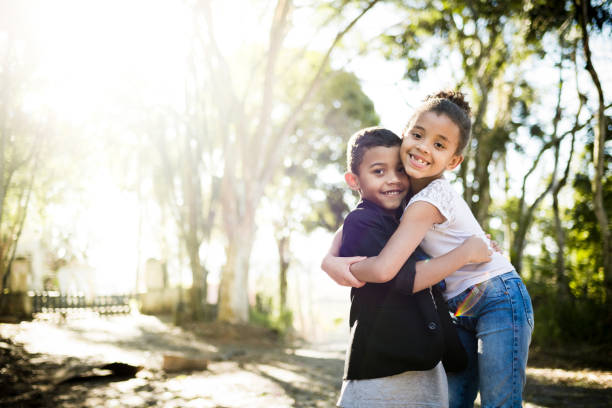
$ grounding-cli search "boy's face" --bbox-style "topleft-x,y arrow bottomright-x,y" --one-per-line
346,146 -> 409,212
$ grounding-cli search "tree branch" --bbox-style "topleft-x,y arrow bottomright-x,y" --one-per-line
259,0 -> 381,184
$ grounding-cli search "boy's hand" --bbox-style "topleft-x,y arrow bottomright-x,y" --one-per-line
321,254 -> 367,288
461,235 -> 492,264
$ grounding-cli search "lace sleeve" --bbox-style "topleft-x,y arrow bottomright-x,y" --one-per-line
407,179 -> 455,226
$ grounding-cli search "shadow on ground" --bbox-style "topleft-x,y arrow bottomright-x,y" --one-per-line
1,314 -> 611,407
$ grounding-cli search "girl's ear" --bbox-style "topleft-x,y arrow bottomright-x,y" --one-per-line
345,172 -> 360,191
447,154 -> 464,170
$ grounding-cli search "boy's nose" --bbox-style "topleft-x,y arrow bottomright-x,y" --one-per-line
388,173 -> 402,184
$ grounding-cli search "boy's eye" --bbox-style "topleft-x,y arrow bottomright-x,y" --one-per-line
412,133 -> 422,139
373,169 -> 384,175
434,142 -> 445,149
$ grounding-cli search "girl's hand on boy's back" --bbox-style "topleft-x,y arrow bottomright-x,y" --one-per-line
486,234 -> 503,254
461,235 -> 492,264
321,253 -> 366,288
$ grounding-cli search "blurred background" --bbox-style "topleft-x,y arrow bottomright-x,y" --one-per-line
0,0 -> 610,350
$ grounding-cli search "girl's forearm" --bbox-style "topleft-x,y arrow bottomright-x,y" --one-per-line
350,202 -> 437,282
413,235 -> 491,293
413,247 -> 468,293
348,255 -> 387,282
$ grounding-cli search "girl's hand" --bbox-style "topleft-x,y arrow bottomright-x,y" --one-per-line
461,235 -> 492,264
486,234 -> 503,254
321,254 -> 367,288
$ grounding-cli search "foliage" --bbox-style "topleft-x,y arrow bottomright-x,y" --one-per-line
380,0 -> 611,348
524,137 -> 612,346
0,8 -> 47,289
265,59 -> 380,319
276,65 -> 380,233
525,0 -> 612,42
382,0 -> 544,229
0,0 -> 609,352
249,293 -> 294,336
191,0 -> 382,323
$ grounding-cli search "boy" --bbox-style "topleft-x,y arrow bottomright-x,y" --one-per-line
334,127 -> 490,407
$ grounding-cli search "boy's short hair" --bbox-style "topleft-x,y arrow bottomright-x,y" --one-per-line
347,127 -> 401,174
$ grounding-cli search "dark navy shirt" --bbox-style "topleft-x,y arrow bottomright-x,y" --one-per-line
340,199 -> 449,380
340,199 -> 430,296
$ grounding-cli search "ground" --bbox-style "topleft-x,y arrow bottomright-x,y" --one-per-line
0,313 -> 610,408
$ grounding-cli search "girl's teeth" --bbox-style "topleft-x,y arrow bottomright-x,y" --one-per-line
411,154 -> 427,165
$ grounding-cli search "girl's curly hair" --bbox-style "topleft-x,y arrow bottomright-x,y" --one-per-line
403,89 -> 472,154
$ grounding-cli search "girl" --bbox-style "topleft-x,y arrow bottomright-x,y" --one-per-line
323,91 -> 534,408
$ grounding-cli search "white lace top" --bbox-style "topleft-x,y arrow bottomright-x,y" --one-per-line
407,178 -> 514,300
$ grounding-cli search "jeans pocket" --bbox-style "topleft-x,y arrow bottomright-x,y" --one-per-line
516,280 -> 534,331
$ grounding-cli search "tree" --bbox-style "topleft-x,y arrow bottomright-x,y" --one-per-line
524,0 -> 612,296
508,43 -> 588,273
576,0 -> 612,297
194,0 -> 381,323
379,1 -> 611,279
147,111 -> 219,321
269,67 -> 380,321
384,1 -> 538,227
0,4 -> 45,290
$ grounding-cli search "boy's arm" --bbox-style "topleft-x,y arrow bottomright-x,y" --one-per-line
320,226 -> 366,288
350,201 -> 442,282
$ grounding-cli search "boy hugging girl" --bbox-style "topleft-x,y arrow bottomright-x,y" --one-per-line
324,91 -> 533,408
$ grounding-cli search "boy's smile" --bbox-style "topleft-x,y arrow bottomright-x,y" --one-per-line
346,146 -> 409,212
401,111 -> 463,189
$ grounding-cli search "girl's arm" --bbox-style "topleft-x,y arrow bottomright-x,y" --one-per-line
350,201 -> 443,282
411,235 -> 491,293
320,226 -> 366,288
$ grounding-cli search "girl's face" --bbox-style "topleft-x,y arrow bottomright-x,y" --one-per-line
400,110 -> 464,185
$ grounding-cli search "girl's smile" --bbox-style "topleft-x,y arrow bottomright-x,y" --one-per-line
400,111 -> 463,190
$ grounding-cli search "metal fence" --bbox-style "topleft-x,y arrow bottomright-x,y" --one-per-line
28,291 -> 133,315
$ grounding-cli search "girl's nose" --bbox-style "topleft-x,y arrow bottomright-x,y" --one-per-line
416,140 -> 429,153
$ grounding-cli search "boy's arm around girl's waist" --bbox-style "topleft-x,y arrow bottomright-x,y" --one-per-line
340,208 -> 423,296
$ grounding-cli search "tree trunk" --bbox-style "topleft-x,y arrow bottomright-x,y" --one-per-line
186,236 -> 206,320
552,134 -> 574,301
217,159 -> 257,323
578,0 -> 611,297
473,148 -> 492,226
217,227 -> 255,323
277,235 -> 290,314
464,85 -> 491,225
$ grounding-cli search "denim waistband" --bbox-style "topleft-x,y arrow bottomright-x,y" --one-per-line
496,270 -> 520,282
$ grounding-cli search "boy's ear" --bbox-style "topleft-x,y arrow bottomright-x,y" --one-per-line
447,154 -> 464,170
344,172 -> 360,191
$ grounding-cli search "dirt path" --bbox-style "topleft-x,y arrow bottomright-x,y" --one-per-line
1,314 -> 610,407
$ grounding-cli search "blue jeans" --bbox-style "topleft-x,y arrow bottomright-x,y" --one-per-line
446,271 -> 534,408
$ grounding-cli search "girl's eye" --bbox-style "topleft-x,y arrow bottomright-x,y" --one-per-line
434,142 -> 445,149
373,169 -> 384,175
412,133 -> 422,139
